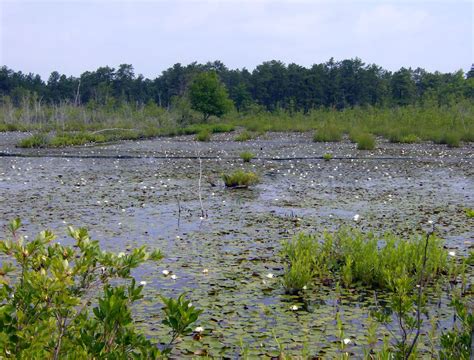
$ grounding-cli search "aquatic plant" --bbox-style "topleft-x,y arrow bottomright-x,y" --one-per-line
240,151 -> 255,163
17,133 -> 49,148
195,129 -> 211,142
355,133 -> 376,150
235,130 -> 254,142
0,218 -> 200,358
465,208 -> 474,218
322,153 -> 333,161
222,170 -> 259,188
313,125 -> 342,142
282,228 -> 447,290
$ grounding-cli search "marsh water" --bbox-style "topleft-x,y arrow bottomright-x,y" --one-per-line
1,131 -> 473,357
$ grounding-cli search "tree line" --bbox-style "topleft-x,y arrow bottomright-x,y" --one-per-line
1,59 -> 473,112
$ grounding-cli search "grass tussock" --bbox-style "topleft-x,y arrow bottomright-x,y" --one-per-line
355,133 -> 376,150
222,170 -> 259,188
239,151 -> 255,163
281,228 -> 447,293
234,130 -> 255,142
195,130 -> 211,142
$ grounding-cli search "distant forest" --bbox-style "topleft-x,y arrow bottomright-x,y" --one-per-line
1,59 -> 473,112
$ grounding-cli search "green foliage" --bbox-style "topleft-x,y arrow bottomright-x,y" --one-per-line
439,297 -> 474,359
313,125 -> 342,142
465,208 -> 474,218
323,153 -> 333,161
195,129 -> 211,142
388,131 -> 421,144
17,133 -> 49,148
281,233 -> 314,294
355,133 -> 376,150
188,71 -> 234,121
161,294 -> 203,345
433,132 -> 461,148
240,151 -> 255,163
235,130 -> 255,142
0,219 -> 199,359
281,228 -> 447,290
222,170 -> 259,188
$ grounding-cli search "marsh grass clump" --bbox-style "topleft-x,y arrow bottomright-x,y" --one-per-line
17,133 -> 49,148
235,130 -> 255,142
433,132 -> 461,148
356,133 -> 376,150
465,208 -> 474,218
240,151 -> 255,163
388,131 -> 421,144
49,132 -> 107,147
313,125 -> 342,142
323,153 -> 333,161
281,228 -> 447,291
195,130 -> 211,142
222,170 -> 259,188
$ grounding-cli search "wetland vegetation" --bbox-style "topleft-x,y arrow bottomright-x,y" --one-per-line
0,59 -> 473,358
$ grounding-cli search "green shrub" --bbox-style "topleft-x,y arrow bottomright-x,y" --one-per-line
0,219 -> 200,358
465,208 -> 474,218
195,130 -> 211,142
433,132 -> 461,148
323,153 -> 333,161
313,126 -> 342,142
356,133 -> 376,150
209,123 -> 234,133
240,151 -> 255,162
17,133 -> 49,148
235,131 -> 254,142
282,228 -> 447,290
222,170 -> 259,188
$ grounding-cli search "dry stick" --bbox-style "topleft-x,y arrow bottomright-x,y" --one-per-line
406,227 -> 433,359
198,157 -> 205,218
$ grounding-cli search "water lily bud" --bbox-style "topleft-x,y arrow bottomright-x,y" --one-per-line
162,269 -> 170,276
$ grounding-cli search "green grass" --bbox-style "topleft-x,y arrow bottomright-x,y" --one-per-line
282,228 -> 447,291
433,132 -> 461,148
465,208 -> 474,218
355,133 -> 376,150
239,151 -> 255,163
222,170 -> 259,188
195,130 -> 211,142
234,130 -> 255,142
17,133 -> 49,148
323,153 -> 333,161
313,125 -> 343,142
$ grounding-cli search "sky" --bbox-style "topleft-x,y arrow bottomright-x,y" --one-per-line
0,0 -> 473,80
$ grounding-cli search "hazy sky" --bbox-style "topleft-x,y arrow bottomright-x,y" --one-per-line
1,0 -> 472,80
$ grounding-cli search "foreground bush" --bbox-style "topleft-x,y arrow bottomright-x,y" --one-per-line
239,151 -> 255,163
0,219 -> 201,358
222,170 -> 259,188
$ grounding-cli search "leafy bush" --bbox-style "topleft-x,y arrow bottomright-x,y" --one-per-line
240,151 -> 255,163
222,170 -> 259,188
195,130 -> 211,142
17,133 -> 49,148
0,219 -> 200,358
356,133 -> 376,150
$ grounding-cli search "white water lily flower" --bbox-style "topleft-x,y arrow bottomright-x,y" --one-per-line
188,302 -> 193,308
266,273 -> 274,279
140,281 -> 147,286
162,269 -> 170,276
428,220 -> 434,225
302,285 -> 307,290
170,274 -> 177,280
195,326 -> 204,333
202,268 -> 209,274
448,251 -> 456,257
290,305 -> 298,311
353,214 -> 360,222
343,338 -> 351,345
117,252 -> 125,258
